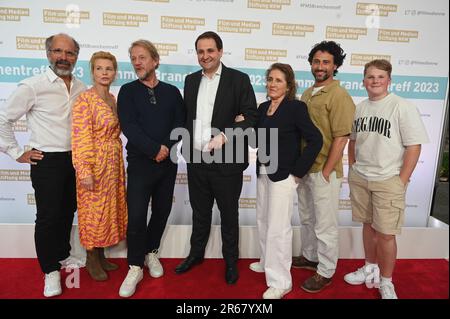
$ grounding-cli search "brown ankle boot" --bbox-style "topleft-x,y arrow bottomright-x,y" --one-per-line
86,249 -> 108,281
98,247 -> 119,271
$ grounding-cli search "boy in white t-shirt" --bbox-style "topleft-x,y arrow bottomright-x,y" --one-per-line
344,59 -> 429,299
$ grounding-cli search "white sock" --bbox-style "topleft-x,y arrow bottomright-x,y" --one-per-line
381,276 -> 392,284
365,261 -> 378,267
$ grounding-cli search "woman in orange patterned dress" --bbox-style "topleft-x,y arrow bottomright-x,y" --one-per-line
71,51 -> 127,281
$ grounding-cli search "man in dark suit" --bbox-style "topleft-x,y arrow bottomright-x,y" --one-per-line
175,31 -> 258,284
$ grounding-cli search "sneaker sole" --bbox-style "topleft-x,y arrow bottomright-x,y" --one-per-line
300,280 -> 332,293
263,287 -> 292,299
344,277 -> 366,286
119,275 -> 143,298
249,264 -> 264,273
150,271 -> 164,278
343,278 -> 365,285
43,290 -> 62,298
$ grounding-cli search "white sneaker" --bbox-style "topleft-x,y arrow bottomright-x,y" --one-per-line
43,271 -> 62,297
262,287 -> 292,299
249,262 -> 264,273
344,264 -> 380,288
145,251 -> 164,278
119,266 -> 143,298
379,281 -> 398,299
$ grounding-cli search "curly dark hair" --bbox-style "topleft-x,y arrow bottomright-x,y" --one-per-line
307,41 -> 346,75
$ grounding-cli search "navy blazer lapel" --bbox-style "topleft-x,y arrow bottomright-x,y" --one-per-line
211,64 -> 230,122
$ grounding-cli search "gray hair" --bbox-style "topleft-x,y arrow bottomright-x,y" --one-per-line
45,33 -> 80,54
129,39 -> 160,69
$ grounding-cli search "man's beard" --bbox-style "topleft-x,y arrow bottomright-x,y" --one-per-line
50,60 -> 74,77
313,71 -> 330,83
137,69 -> 151,81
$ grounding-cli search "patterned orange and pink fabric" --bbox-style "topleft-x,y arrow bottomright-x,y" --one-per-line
72,88 -> 127,250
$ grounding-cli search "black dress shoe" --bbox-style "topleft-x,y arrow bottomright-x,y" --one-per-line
225,264 -> 239,284
175,256 -> 203,274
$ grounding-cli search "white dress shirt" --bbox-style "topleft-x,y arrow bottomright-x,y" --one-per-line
194,63 -> 222,151
0,66 -> 86,159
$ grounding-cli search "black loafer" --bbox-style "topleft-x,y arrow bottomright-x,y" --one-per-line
175,256 -> 203,274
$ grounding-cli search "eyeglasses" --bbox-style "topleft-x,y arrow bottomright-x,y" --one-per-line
147,87 -> 157,105
48,48 -> 78,58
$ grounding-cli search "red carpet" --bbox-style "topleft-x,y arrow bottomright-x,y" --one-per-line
0,258 -> 447,299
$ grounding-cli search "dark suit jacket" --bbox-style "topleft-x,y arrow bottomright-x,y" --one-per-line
256,98 -> 323,182
182,63 -> 258,175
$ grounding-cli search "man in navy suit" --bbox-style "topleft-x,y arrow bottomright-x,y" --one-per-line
175,31 -> 258,284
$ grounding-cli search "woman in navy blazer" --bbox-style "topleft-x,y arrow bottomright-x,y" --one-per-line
239,63 -> 322,299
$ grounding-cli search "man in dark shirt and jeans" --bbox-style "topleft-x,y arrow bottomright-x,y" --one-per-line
117,39 -> 185,298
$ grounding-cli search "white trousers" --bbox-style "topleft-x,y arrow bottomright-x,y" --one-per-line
256,167 -> 297,290
296,171 -> 341,278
